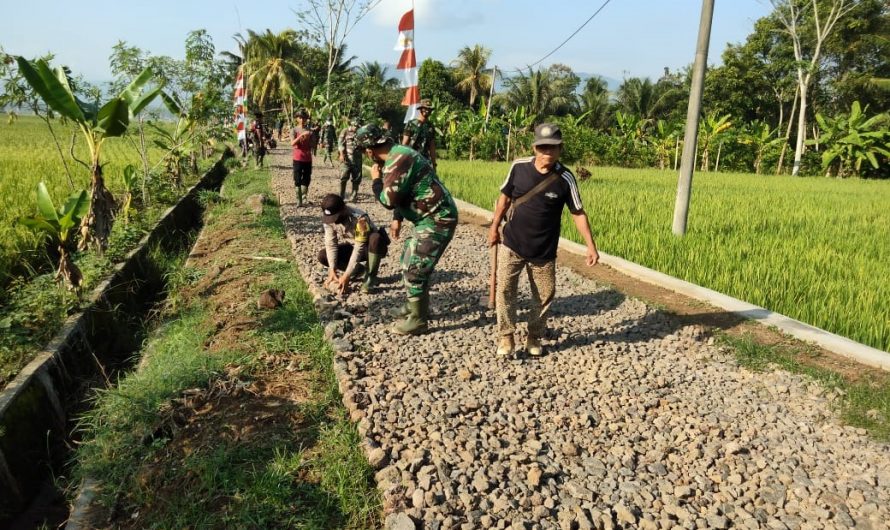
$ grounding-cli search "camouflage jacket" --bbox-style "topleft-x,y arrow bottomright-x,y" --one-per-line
375,145 -> 457,227
338,125 -> 362,164
402,119 -> 435,160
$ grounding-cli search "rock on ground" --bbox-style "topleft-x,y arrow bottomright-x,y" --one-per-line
270,150 -> 890,529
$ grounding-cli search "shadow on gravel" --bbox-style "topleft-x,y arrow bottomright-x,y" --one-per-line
549,289 -> 626,318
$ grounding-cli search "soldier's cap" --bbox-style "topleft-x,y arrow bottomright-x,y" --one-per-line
321,194 -> 346,224
354,124 -> 391,150
533,123 -> 563,147
418,99 -> 434,110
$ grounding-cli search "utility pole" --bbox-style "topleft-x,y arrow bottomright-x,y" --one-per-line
672,0 -> 715,236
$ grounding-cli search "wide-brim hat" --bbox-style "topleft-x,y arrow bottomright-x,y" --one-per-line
418,99 -> 434,110
533,123 -> 563,146
321,193 -> 346,224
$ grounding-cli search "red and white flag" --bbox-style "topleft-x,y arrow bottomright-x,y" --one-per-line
395,9 -> 419,122
233,66 -> 246,141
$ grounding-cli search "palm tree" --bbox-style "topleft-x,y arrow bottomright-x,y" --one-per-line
452,45 -> 493,109
616,77 -> 682,121
242,29 -> 306,115
357,61 -> 398,89
579,76 -> 611,129
501,67 -> 576,123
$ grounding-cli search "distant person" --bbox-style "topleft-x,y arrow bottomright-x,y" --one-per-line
487,123 -> 600,358
321,118 -> 337,167
402,99 -> 437,167
318,193 -> 390,295
276,116 -> 284,141
338,118 -> 363,201
356,124 -> 458,335
291,109 -> 313,206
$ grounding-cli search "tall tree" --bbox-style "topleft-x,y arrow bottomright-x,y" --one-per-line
501,65 -> 579,122
242,29 -> 306,115
294,0 -> 381,99
616,77 -> 684,122
579,76 -> 611,130
452,44 -> 492,109
770,0 -> 856,175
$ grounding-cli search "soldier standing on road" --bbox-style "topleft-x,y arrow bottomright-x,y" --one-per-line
321,118 -> 337,167
356,124 -> 458,335
338,118 -> 363,201
291,109 -> 313,207
401,99 -> 437,167
488,123 -> 600,357
318,193 -> 390,295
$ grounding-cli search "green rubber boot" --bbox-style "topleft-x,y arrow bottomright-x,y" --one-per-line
361,252 -> 381,293
301,186 -> 309,205
339,180 -> 348,199
296,185 -> 303,206
351,181 -> 359,202
392,297 -> 428,335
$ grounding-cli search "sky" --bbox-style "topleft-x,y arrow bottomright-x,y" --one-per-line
3,0 -> 773,85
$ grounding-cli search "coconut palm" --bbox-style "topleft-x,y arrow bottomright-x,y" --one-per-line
242,29 -> 306,115
579,76 -> 611,129
452,44 -> 492,109
616,77 -> 683,121
356,61 -> 399,89
501,67 -> 577,123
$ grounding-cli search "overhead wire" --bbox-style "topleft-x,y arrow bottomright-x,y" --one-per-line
505,0 -> 614,74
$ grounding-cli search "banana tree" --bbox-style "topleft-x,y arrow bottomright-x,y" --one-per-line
740,121 -> 784,175
810,101 -> 890,177
15,57 -> 162,252
150,92 -> 199,188
18,183 -> 89,289
698,112 -> 732,172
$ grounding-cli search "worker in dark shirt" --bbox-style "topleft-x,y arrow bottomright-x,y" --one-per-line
488,123 -> 600,357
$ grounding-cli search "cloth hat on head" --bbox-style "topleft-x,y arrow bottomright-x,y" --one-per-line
533,123 -> 563,146
418,99 -> 434,110
321,193 -> 346,224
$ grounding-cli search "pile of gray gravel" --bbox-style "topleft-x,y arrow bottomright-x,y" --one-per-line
270,151 -> 889,530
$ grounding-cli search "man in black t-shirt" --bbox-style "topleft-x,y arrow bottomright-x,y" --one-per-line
488,123 -> 600,357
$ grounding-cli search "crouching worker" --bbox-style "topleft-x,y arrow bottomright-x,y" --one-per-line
355,124 -> 458,335
318,193 -> 389,295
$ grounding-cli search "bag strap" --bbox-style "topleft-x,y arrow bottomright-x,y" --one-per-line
508,170 -> 561,220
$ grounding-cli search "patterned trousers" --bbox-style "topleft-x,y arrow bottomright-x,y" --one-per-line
496,245 -> 556,339
400,219 -> 456,300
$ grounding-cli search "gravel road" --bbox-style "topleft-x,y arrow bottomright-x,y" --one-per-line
269,150 -> 890,530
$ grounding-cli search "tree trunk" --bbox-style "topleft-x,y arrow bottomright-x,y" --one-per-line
791,80 -> 808,176
776,86 -> 799,175
714,142 -> 723,172
673,137 -> 680,171
79,162 -> 116,253
56,245 -> 82,290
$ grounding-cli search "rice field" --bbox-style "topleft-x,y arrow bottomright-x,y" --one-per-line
0,115 -> 168,282
439,160 -> 890,353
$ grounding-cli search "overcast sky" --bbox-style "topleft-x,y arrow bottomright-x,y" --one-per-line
3,0 -> 773,84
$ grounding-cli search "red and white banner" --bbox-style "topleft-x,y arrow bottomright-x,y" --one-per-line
395,9 -> 419,122
233,66 -> 246,141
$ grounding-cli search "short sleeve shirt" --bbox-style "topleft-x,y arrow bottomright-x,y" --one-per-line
292,125 -> 312,162
501,157 -> 584,262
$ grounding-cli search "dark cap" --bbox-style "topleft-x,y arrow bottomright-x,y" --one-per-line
321,193 -> 346,224
296,108 -> 310,118
418,99 -> 434,110
533,123 -> 563,146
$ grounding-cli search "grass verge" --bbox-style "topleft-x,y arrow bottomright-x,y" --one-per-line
720,333 -> 890,441
70,166 -> 380,528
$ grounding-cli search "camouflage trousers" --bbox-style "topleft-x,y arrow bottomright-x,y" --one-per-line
340,162 -> 362,185
400,218 -> 457,300
495,245 -> 556,339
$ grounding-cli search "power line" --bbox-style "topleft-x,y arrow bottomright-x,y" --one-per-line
508,0 -> 614,73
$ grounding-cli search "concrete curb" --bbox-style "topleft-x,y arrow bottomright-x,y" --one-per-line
453,197 -> 890,372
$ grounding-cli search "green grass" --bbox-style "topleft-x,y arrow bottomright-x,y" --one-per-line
439,160 -> 890,352
71,167 -> 380,528
721,333 -> 890,440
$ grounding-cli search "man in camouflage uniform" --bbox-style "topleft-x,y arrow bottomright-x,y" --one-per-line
402,99 -> 437,166
321,118 -> 337,167
338,118 -> 363,201
355,123 -> 458,335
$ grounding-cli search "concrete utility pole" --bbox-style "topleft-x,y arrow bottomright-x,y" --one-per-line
485,65 -> 498,127
672,0 -> 715,236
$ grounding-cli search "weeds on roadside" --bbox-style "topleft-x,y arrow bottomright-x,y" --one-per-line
720,333 -> 890,441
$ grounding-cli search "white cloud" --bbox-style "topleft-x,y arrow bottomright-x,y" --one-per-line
370,0 -> 485,30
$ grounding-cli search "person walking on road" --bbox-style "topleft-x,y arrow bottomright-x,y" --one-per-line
488,123 -> 600,357
338,118 -> 363,201
356,124 -> 458,335
401,99 -> 437,167
318,193 -> 390,295
291,109 -> 313,206
321,118 -> 337,167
